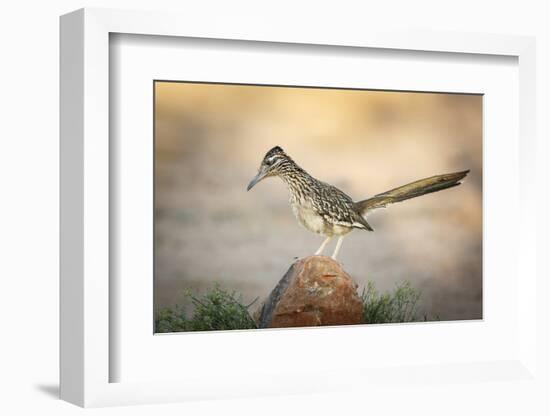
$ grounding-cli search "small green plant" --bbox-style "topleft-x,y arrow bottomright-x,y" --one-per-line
361,281 -> 421,324
156,281 -> 425,332
155,285 -> 258,333
155,305 -> 190,333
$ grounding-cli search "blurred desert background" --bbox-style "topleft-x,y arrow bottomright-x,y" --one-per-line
154,81 -> 482,322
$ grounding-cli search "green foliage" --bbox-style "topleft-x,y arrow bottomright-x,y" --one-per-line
361,281 -> 421,324
155,306 -> 190,333
156,280 -> 425,333
155,285 -> 258,333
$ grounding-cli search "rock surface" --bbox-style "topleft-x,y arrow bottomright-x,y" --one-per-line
259,256 -> 364,328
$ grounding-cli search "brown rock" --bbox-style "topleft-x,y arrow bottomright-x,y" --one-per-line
259,256 -> 364,328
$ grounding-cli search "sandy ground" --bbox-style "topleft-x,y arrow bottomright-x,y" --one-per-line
154,83 -> 482,321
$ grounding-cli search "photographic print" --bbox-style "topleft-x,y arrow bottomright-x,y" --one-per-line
154,81 -> 482,333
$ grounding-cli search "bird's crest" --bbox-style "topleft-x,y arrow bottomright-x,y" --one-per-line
261,146 -> 288,165
265,146 -> 285,158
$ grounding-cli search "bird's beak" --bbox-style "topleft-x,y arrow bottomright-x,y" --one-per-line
247,170 -> 267,191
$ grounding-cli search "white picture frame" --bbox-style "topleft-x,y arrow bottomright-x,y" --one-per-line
60,8 -> 537,408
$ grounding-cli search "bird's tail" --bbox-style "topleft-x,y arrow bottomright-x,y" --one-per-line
354,170 -> 470,215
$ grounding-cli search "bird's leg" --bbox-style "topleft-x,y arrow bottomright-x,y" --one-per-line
315,236 -> 332,256
331,236 -> 345,260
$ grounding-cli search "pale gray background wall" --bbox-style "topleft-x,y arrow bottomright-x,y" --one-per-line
1,1 -> 548,415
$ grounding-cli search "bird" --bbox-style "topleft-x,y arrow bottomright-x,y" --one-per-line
247,146 -> 469,260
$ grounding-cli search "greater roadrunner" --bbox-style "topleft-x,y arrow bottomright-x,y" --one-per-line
247,146 -> 469,260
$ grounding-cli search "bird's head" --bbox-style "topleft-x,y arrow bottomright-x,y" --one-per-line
247,146 -> 290,191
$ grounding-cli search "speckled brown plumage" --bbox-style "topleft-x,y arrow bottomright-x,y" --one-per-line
247,146 -> 468,259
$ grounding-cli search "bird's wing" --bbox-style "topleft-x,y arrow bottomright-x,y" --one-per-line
318,185 -> 374,231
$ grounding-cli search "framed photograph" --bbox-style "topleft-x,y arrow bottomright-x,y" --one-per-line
153,81 -> 481,330
60,8 -> 537,407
